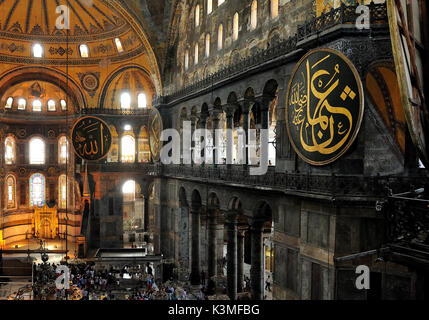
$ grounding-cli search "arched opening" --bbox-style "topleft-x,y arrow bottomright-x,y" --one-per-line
233,12 -> 239,41
121,134 -> 135,163
138,126 -> 151,163
218,24 -> 223,50
29,137 -> 45,165
58,175 -> 67,209
6,175 -> 16,209
122,180 -> 144,248
251,0 -> 258,30
58,136 -> 69,165
5,136 -> 16,165
205,33 -> 211,58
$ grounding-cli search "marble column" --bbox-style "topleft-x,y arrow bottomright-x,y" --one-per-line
225,105 -> 235,169
190,205 -> 201,285
133,127 -> 140,163
216,215 -> 225,277
207,208 -> 217,278
226,213 -> 237,300
212,112 -> 220,167
250,220 -> 265,300
200,118 -> 207,166
241,103 -> 250,168
237,229 -> 245,292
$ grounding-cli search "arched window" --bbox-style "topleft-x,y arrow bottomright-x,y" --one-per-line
33,43 -> 43,58
233,12 -> 239,41
79,44 -> 89,58
207,0 -> 213,14
33,99 -> 42,112
5,97 -> 13,109
194,43 -> 199,65
184,50 -> 189,71
6,175 -> 16,209
58,136 -> 69,164
195,5 -> 200,27
30,173 -> 45,207
218,0 -> 225,6
48,99 -> 56,112
115,38 -> 124,53
251,0 -> 258,30
218,24 -> 223,50
121,92 -> 131,109
122,180 -> 136,202
60,99 -> 67,111
138,93 -> 147,109
121,135 -> 135,163
29,137 -> 45,165
18,98 -> 27,110
270,0 -> 279,18
5,137 -> 16,165
205,34 -> 211,58
59,175 -> 67,209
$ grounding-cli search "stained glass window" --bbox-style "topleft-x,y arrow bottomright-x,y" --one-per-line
30,173 -> 45,207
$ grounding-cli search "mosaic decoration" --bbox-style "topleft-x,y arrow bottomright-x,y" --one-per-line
78,72 -> 100,97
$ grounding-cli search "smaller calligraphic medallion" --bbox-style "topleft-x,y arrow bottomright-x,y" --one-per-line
71,116 -> 112,161
286,48 -> 364,166
149,108 -> 163,162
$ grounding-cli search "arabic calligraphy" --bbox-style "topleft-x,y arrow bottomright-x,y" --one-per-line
72,116 -> 112,161
286,48 -> 364,165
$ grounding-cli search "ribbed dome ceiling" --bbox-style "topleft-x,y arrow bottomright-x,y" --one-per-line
0,0 -> 126,40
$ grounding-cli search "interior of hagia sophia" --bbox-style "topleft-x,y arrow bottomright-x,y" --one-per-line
0,0 -> 428,301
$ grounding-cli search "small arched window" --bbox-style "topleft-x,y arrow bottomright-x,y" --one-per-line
6,175 -> 16,209
207,0 -> 213,14
58,136 -> 69,164
60,99 -> 67,111
5,97 -> 13,109
79,44 -> 89,58
251,0 -> 258,30
33,99 -> 42,112
33,43 -> 43,58
138,93 -> 147,109
30,173 -> 45,207
194,43 -> 199,65
29,137 -> 45,165
233,12 -> 239,41
270,0 -> 279,18
48,99 -> 56,112
18,98 -> 27,110
121,92 -> 131,109
5,136 -> 16,165
121,135 -> 135,163
218,24 -> 223,50
218,0 -> 225,6
205,34 -> 211,58
195,5 -> 200,27
115,38 -> 124,53
59,175 -> 67,209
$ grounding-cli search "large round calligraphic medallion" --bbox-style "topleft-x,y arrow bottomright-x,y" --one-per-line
149,108 -> 163,162
286,48 -> 364,166
71,116 -> 112,161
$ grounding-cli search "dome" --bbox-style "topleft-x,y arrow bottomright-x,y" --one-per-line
0,0 -> 144,64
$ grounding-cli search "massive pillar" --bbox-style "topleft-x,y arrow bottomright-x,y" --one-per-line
226,212 -> 238,300
190,204 -> 201,285
237,229 -> 245,293
216,215 -> 225,276
207,208 -> 217,278
250,219 -> 265,300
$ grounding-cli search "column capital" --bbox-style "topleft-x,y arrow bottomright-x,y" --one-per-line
224,210 -> 238,224
248,218 -> 266,231
255,94 -> 276,111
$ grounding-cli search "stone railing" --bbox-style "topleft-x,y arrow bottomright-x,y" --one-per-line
80,107 -> 151,116
160,164 -> 423,198
153,1 -> 388,107
385,191 -> 429,243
